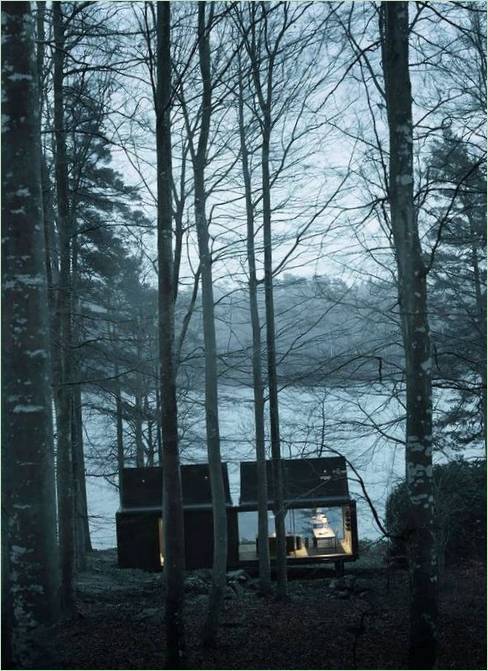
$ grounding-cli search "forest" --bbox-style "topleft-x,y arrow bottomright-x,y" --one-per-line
2,1 -> 486,670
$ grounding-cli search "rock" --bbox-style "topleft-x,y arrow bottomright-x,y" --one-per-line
225,582 -> 243,599
336,590 -> 350,599
185,575 -> 208,595
246,578 -> 260,591
135,607 -> 161,623
227,569 -> 249,583
353,578 -> 370,594
329,577 -> 345,591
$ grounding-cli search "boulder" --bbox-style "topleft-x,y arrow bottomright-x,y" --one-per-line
185,575 -> 209,595
227,569 -> 249,583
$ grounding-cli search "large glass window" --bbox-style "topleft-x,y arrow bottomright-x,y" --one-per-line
237,506 -> 349,560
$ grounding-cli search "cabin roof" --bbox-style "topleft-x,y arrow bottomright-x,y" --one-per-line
239,456 -> 351,507
120,463 -> 232,510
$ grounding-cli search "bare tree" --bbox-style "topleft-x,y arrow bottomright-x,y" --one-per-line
156,2 -> 186,666
191,2 -> 228,646
238,1 -> 292,599
236,54 -> 271,594
53,0 -> 75,612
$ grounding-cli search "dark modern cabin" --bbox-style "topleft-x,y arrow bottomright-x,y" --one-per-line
116,456 -> 358,572
116,463 -> 238,570
237,456 -> 358,571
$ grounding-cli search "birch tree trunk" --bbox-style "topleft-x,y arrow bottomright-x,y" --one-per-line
2,2 -> 60,664
53,0 -> 75,613
192,1 -> 228,646
381,3 -> 437,667
156,2 -> 186,666
237,62 -> 271,595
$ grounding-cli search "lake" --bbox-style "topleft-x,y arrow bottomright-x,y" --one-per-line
85,383 -> 480,549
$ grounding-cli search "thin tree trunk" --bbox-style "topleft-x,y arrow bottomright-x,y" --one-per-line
135,390 -> 144,467
245,5 -> 288,598
36,2 -> 55,299
156,3 -> 186,666
381,3 -> 437,667
261,117 -> 288,600
237,63 -> 271,594
155,381 -> 163,466
71,235 -> 91,567
469,219 -> 487,435
192,2 -> 228,647
53,0 -> 75,613
113,341 -> 125,506
147,418 -> 155,466
2,3 -> 60,664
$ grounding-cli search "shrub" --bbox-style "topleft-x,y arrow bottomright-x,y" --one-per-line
385,458 -> 486,568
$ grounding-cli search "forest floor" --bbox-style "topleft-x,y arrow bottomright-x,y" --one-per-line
27,546 -> 485,670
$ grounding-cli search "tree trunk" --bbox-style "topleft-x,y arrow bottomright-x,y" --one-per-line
155,382 -> 163,466
381,3 -> 437,667
135,390 -> 144,467
192,2 -> 228,647
72,382 -> 91,557
71,235 -> 91,567
156,3 -> 186,666
245,5 -> 288,598
237,64 -> 271,594
36,1 -> 57,298
115,369 -> 125,506
469,218 -> 487,436
2,2 -> 60,664
262,118 -> 288,600
53,0 -> 75,613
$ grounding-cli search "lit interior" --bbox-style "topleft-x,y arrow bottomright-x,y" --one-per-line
237,506 -> 354,561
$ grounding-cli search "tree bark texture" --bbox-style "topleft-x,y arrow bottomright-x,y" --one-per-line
2,2 -> 60,664
381,3 -> 437,668
156,2 -> 186,666
193,1 -> 228,646
53,0 -> 75,613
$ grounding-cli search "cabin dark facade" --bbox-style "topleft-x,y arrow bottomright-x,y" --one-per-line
116,464 -> 238,571
116,456 -> 358,572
